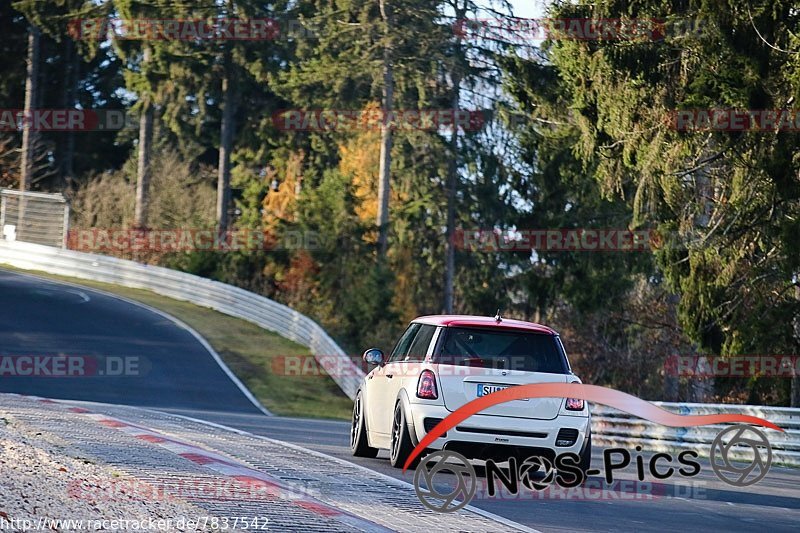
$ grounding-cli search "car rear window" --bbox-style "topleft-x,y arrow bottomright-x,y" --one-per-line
434,327 -> 568,374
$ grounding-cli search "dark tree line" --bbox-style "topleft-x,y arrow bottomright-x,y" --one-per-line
3,0 -> 798,405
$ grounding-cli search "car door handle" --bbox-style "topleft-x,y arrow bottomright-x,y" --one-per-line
386,374 -> 393,379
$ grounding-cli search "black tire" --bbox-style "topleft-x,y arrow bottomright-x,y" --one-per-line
351,391 -> 379,458
579,433 -> 592,477
389,402 -> 417,469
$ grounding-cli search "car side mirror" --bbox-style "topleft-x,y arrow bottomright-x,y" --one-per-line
363,348 -> 385,366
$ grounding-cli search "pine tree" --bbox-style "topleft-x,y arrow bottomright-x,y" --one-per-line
511,0 -> 800,404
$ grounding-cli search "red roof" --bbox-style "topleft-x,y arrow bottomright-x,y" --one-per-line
413,315 -> 557,335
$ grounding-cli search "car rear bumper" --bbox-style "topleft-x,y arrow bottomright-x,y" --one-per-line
408,402 -> 590,459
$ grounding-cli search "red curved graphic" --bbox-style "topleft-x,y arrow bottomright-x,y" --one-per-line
402,383 -> 783,472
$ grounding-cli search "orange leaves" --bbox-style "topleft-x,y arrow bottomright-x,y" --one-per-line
262,152 -> 304,231
338,102 -> 382,226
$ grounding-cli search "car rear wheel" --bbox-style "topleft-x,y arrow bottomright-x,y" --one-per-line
351,391 -> 378,458
389,402 -> 417,469
579,433 -> 592,477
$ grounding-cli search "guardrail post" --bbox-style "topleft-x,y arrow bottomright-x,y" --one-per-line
62,203 -> 70,249
0,195 -> 5,236
0,188 -> 69,247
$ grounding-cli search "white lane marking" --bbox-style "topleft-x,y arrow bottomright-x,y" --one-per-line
31,287 -> 89,303
4,269 -> 271,417
69,289 -> 90,303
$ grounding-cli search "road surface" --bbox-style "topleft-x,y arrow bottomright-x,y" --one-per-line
1,268 -> 798,532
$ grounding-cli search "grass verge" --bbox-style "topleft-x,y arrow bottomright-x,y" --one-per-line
0,265 -> 353,420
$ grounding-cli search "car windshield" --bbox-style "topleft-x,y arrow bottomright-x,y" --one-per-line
435,327 -> 568,374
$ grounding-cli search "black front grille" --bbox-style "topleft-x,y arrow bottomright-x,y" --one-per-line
555,428 -> 579,446
424,417 -> 446,437
456,426 -> 547,439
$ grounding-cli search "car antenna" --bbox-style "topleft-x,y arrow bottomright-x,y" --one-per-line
495,309 -> 502,323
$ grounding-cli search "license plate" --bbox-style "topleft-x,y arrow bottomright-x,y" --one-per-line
477,384 -> 508,397
476,383 -> 528,400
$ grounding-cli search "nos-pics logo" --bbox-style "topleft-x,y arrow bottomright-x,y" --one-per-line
405,384 -> 781,513
413,425 -> 774,512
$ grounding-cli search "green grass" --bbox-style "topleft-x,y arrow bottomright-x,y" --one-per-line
0,264 -> 353,420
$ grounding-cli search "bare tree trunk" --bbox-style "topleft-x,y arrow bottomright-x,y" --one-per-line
134,46 -> 153,230
664,293 -> 681,401
793,280 -> 800,407
376,0 -> 394,257
216,47 -> 235,233
664,374 -> 679,402
20,25 -> 40,192
690,375 -> 714,403
443,70 -> 461,313
18,25 -> 41,240
59,38 -> 78,189
443,1 -> 467,313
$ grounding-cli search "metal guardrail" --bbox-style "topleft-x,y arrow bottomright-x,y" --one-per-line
0,239 -> 797,465
0,239 -> 364,399
0,189 -> 69,248
591,402 -> 800,466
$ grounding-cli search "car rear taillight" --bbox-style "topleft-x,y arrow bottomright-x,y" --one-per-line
565,398 -> 584,411
416,370 -> 438,399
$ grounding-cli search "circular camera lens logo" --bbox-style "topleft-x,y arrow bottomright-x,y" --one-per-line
414,450 -> 476,513
710,425 -> 772,487
518,456 -> 556,491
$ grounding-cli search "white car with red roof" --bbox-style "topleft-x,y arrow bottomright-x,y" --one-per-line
350,314 -> 591,470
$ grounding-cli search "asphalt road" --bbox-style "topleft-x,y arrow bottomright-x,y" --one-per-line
0,269 -> 260,414
194,413 -> 800,533
2,268 -> 799,532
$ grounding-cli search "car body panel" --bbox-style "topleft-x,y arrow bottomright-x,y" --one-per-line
414,315 -> 556,335
407,400 -> 590,456
437,365 -> 567,419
